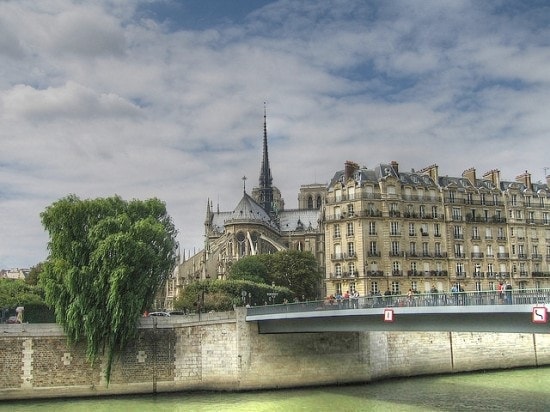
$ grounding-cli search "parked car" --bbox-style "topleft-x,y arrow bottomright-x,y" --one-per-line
148,311 -> 170,317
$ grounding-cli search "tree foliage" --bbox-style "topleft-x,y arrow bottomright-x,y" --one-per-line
26,262 -> 44,286
227,250 -> 322,299
174,279 -> 294,311
0,279 -> 44,307
39,195 -> 177,382
227,255 -> 268,283
266,250 -> 322,299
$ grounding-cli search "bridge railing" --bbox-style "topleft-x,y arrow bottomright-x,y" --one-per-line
246,288 -> 550,317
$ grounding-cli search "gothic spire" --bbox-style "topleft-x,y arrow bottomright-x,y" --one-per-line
258,103 -> 274,214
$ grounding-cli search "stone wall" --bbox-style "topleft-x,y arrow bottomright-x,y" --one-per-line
1,309 -> 549,400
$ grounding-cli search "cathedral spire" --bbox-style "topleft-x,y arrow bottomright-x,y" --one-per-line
259,102 -> 273,214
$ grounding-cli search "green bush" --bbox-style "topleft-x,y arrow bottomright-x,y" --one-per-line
174,279 -> 294,312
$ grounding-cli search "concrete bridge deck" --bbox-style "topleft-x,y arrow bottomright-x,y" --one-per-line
246,289 -> 550,334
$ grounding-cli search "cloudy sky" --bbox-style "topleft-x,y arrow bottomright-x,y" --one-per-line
1,0 -> 549,269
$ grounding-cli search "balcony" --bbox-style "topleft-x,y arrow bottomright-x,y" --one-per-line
532,272 -> 550,278
497,253 -> 510,259
361,209 -> 383,218
532,254 -> 542,260
454,253 -> 466,259
473,272 -> 485,278
471,252 -> 484,259
391,270 -> 403,277
497,236 -> 507,241
366,270 -> 384,277
367,251 -> 381,257
517,254 -> 527,259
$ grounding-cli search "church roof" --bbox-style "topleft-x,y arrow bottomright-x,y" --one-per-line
210,192 -> 279,231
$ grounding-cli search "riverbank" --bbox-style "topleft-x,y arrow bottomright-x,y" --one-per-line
1,308 -> 549,400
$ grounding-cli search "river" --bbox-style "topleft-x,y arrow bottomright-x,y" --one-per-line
1,367 -> 548,411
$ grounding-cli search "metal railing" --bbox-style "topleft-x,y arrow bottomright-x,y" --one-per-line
246,288 -> 550,317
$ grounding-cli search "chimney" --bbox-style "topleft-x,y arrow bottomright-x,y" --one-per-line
344,160 -> 359,181
515,170 -> 532,190
482,169 -> 501,188
462,167 -> 476,186
390,160 -> 399,175
419,164 -> 439,183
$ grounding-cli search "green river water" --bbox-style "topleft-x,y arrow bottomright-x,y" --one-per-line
1,367 -> 549,411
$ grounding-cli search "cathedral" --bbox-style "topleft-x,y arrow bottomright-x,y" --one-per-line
163,109 -> 326,308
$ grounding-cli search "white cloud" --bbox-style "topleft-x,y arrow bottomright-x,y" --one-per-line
0,0 -> 549,268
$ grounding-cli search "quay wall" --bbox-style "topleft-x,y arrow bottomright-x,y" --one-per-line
1,308 -> 550,400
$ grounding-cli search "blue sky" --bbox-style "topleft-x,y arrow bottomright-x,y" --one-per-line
1,0 -> 549,268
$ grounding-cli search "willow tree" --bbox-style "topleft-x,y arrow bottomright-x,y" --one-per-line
40,195 -> 177,382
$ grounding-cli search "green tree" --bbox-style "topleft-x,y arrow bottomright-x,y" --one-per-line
0,279 -> 44,307
26,262 -> 44,286
265,250 -> 322,299
40,195 -> 177,382
227,255 -> 268,283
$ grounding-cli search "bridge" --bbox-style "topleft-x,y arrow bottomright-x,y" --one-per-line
246,289 -> 550,334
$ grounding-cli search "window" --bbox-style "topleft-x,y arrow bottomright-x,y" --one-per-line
391,241 -> 400,255
334,224 -> 341,238
348,262 -> 356,276
421,223 -> 429,235
347,203 -> 354,215
453,225 -> 463,239
485,227 -> 492,239
391,281 -> 400,295
422,242 -> 429,256
392,261 -> 400,272
390,221 -> 399,235
409,242 -> 417,256
487,244 -> 493,257
388,186 -> 396,195
369,221 -> 376,235
409,223 -> 416,236
348,242 -> 355,256
370,281 -> 379,295
472,226 -> 479,239
434,223 -> 441,237
307,196 -> 313,209
348,187 -> 355,200
452,207 -> 462,220
347,222 -> 354,236
335,263 -> 342,276
435,243 -> 442,256
369,241 -> 377,255
449,191 -> 456,203
511,194 -> 517,206
454,243 -> 464,258
431,205 -> 438,218
456,262 -> 464,275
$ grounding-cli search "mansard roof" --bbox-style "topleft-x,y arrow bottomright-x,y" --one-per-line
279,209 -> 321,232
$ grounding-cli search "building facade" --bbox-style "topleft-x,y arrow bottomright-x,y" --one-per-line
324,161 -> 550,298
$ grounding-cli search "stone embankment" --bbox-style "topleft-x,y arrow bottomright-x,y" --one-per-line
1,308 -> 549,400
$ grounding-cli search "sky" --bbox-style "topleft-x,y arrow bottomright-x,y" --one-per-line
1,0 -> 549,269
